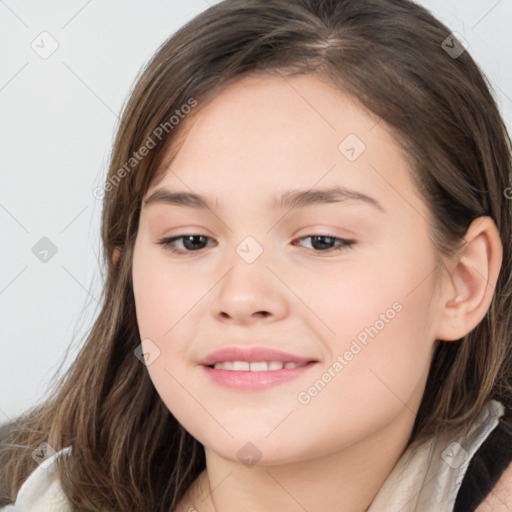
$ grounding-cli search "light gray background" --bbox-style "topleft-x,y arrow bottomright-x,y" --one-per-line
1,0 -> 511,425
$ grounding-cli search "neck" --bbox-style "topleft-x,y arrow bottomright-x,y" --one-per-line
180,405 -> 417,512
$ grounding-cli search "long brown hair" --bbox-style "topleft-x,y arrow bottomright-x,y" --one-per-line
2,0 -> 511,510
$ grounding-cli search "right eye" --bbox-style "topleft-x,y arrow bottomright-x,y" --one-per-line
157,235 -> 216,254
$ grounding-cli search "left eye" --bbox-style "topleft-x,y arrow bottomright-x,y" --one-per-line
157,234 -> 355,254
293,235 -> 355,252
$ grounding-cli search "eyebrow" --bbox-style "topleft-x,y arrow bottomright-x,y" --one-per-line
143,186 -> 385,212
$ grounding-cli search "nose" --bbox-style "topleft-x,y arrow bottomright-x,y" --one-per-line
210,255 -> 289,326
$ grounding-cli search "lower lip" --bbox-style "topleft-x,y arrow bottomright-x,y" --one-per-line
201,362 -> 317,390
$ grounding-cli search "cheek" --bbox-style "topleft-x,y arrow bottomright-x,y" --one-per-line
132,253 -> 206,431
285,293 -> 437,461
285,241 -> 436,349
288,243 -> 439,422
132,242 -> 216,416
132,245 -> 207,347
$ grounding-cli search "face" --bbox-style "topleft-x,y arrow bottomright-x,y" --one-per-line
132,73 -> 445,465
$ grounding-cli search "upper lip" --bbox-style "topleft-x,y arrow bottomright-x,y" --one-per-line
199,346 -> 318,366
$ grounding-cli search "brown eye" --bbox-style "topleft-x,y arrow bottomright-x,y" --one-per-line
158,235 -> 215,254
294,235 -> 355,253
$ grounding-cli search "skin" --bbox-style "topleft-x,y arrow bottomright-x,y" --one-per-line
130,73 -> 502,512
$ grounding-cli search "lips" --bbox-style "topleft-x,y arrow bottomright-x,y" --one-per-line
199,346 -> 317,368
199,346 -> 319,389
200,347 -> 317,390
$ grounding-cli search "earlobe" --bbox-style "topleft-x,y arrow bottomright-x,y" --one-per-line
436,216 -> 503,342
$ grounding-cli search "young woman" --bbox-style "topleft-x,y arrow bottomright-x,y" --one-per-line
1,1 -> 511,511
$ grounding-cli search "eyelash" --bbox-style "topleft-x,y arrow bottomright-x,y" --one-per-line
157,234 -> 355,256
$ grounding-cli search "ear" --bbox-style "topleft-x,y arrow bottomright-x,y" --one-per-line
112,247 -> 122,265
435,216 -> 503,342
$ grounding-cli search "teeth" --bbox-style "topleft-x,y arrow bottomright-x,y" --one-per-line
249,361 -> 269,371
232,361 -> 250,371
213,360 -> 306,371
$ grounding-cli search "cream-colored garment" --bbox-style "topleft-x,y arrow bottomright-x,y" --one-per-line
1,400 -> 505,511
1,446 -> 72,512
368,399 -> 505,511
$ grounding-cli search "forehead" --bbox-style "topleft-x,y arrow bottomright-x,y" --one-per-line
144,73 -> 428,222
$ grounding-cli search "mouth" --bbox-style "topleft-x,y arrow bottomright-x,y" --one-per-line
199,346 -> 319,390
207,360 -> 311,371
201,361 -> 317,390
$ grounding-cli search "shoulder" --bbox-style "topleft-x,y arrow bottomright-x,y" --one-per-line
475,457 -> 512,511
0,447 -> 72,512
